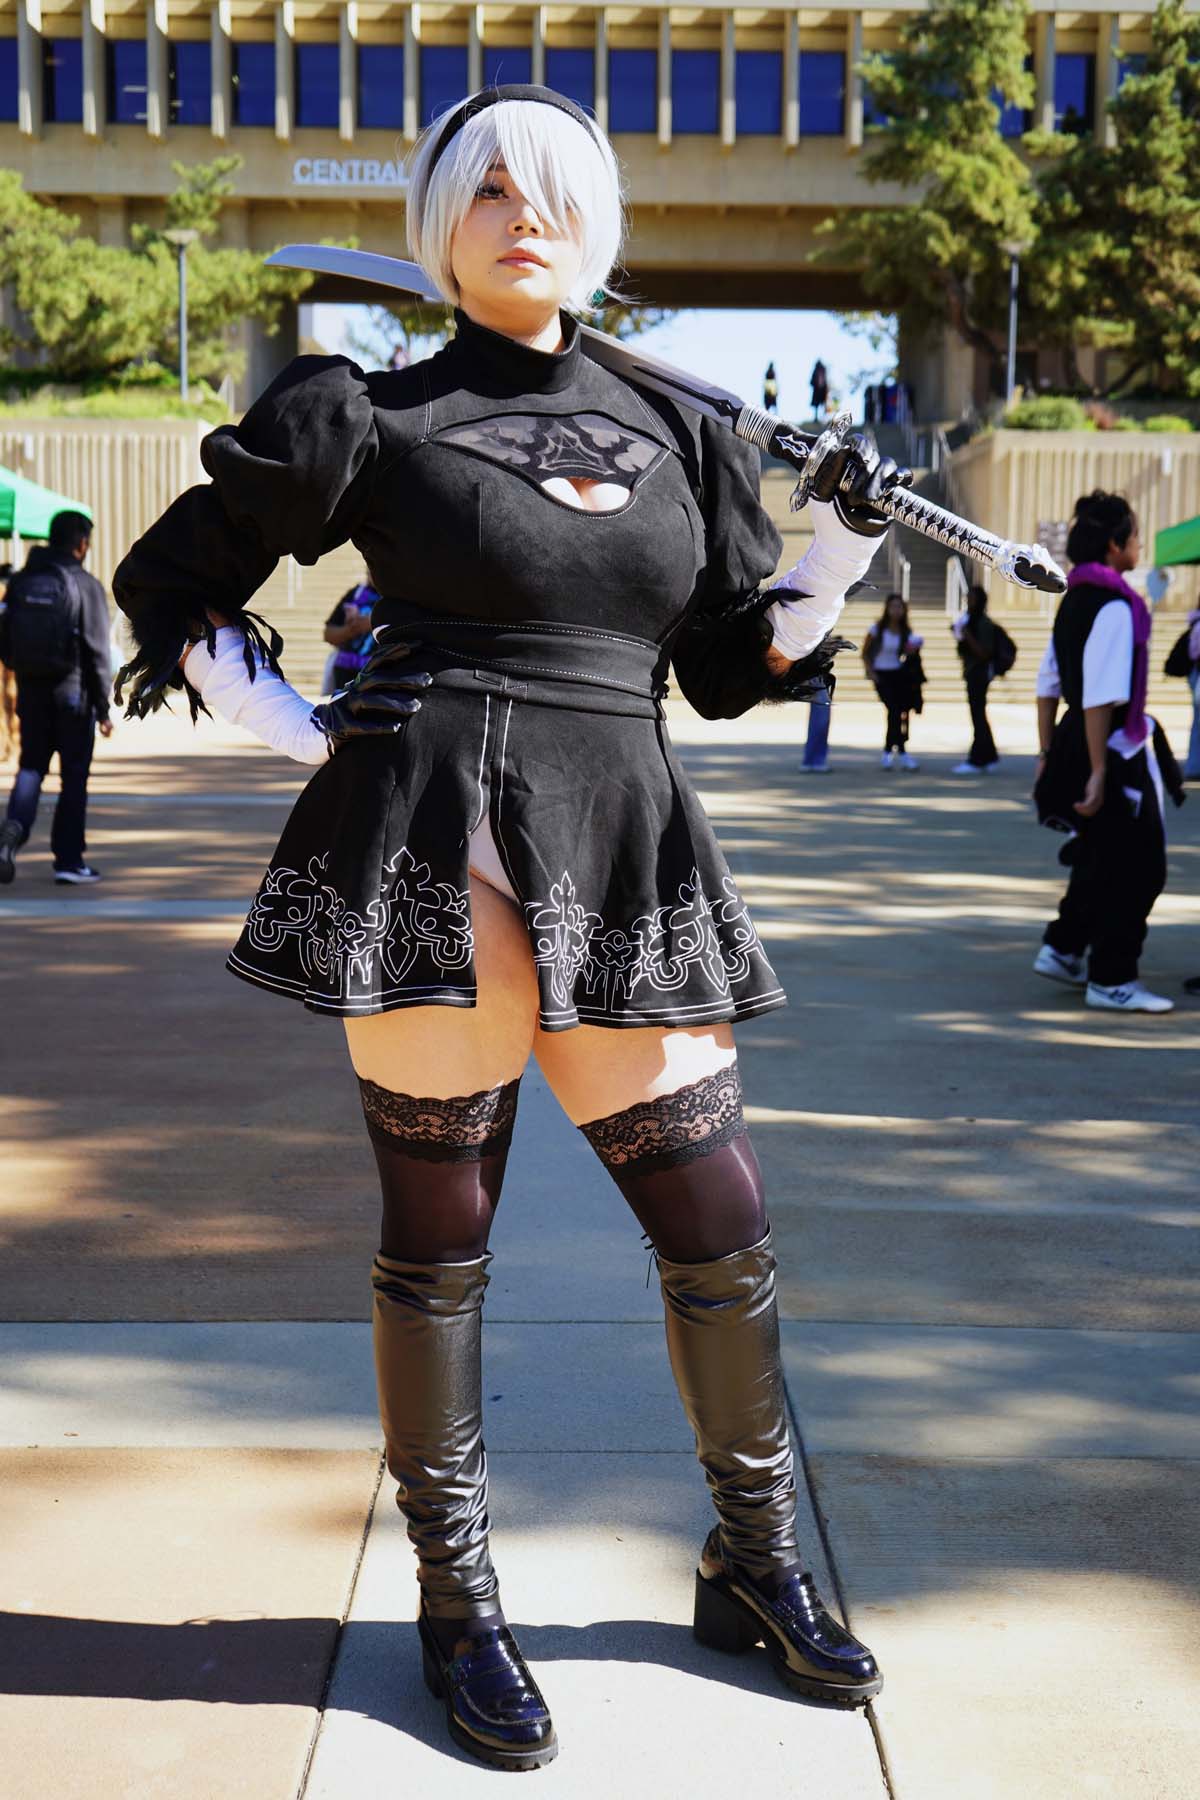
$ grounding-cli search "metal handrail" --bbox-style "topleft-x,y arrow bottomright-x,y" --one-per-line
888,531 -> 911,601
945,552 -> 969,619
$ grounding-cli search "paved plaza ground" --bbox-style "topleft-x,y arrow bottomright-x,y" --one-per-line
2,694 -> 1198,1799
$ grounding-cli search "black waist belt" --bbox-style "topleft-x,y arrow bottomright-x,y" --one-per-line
369,605 -> 668,719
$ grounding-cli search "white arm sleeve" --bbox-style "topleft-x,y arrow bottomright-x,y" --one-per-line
763,499 -> 883,662
182,627 -> 330,765
1082,601 -> 1133,709
1035,635 -> 1062,700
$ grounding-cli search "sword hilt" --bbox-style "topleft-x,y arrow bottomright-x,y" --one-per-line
732,408 -> 1066,596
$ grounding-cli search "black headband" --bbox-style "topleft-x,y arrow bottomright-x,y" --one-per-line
427,84 -> 597,179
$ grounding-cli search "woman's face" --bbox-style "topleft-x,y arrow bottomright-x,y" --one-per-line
1112,520 -> 1141,572
450,161 -> 584,335
886,597 -> 905,627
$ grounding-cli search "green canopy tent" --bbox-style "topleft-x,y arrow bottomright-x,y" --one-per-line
1154,515 -> 1200,567
0,465 -> 92,541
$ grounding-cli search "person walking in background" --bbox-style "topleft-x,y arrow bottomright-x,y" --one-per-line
322,576 -> 380,695
950,583 -> 1012,773
810,360 -> 828,420
762,361 -> 779,414
1182,606 -> 1200,780
0,510 -> 112,886
1033,491 -> 1184,1014
863,592 -> 924,769
800,692 -> 832,773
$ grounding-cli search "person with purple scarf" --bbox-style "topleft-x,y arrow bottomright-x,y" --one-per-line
1032,491 -> 1185,1013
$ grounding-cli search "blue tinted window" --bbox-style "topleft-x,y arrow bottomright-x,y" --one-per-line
483,46 -> 531,86
170,40 -> 211,124
1117,51 -> 1146,87
295,40 -> 338,127
421,45 -> 468,126
107,39 -> 147,123
672,48 -> 718,133
358,42 -> 404,128
992,55 -> 1031,137
798,50 -> 843,135
0,37 -> 18,121
546,48 -> 593,111
43,38 -> 83,123
233,41 -> 275,126
609,47 -> 655,131
736,50 -> 780,134
1055,52 -> 1094,133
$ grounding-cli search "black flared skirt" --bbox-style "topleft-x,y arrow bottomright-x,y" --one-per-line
226,684 -> 787,1031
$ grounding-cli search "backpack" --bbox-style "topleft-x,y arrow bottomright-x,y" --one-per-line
992,623 -> 1017,678
0,561 -> 80,680
1163,628 -> 1196,679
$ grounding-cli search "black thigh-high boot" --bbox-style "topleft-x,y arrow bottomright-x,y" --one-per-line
580,1065 -> 882,1707
361,1074 -> 557,1770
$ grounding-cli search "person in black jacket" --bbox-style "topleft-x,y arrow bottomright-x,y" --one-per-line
0,510 -> 113,886
112,86 -> 911,1768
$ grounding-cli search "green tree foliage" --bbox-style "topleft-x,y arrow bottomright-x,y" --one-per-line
0,158 -> 313,383
1026,0 -> 1200,395
820,0 -> 1034,385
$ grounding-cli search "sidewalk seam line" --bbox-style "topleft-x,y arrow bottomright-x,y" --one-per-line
295,1450 -> 386,1800
784,1382 -> 899,1800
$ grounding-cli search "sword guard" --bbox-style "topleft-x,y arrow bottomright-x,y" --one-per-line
786,411 -> 855,513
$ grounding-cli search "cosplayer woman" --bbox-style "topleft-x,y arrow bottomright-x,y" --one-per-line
1033,490 -> 1183,1014
114,88 -> 910,1771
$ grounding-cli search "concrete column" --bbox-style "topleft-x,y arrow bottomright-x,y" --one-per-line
275,0 -> 294,142
467,3 -> 482,93
1095,15 -> 1118,148
339,1 -> 356,140
657,8 -> 670,146
783,11 -> 798,149
146,0 -> 169,138
94,196 -> 128,245
845,10 -> 863,149
17,0 -> 43,138
403,3 -> 418,140
593,8 -> 607,133
1034,12 -> 1056,134
720,12 -> 734,147
246,306 -> 299,406
531,6 -> 545,86
211,0 -> 231,138
82,0 -> 105,138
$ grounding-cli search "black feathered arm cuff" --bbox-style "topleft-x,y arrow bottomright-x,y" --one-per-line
115,605 -> 286,723
669,585 -> 853,720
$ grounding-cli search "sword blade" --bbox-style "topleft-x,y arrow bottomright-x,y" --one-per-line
266,244 -> 444,302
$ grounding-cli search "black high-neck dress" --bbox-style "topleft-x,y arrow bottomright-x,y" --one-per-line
114,310 -> 825,1030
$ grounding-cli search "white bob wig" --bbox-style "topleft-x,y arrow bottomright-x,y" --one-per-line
406,92 -> 625,314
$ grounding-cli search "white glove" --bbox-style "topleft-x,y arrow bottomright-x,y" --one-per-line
183,626 -> 329,765
764,497 -> 886,663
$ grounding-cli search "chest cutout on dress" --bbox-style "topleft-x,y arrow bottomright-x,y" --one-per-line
433,412 -> 669,513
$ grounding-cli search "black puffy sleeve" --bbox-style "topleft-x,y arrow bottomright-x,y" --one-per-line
669,415 -> 846,720
113,355 -> 378,718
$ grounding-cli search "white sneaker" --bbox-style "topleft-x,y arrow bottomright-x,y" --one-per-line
800,762 -> 833,774
1033,945 -> 1087,987
880,752 -> 894,769
53,864 -> 102,885
1085,982 -> 1175,1014
951,761 -> 982,774
898,752 -> 919,771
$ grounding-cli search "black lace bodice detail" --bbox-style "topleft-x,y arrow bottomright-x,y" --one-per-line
358,1076 -> 520,1162
435,413 -> 666,493
580,1067 -> 745,1175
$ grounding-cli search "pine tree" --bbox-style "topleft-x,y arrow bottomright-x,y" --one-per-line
1027,0 -> 1200,396
821,0 -> 1035,388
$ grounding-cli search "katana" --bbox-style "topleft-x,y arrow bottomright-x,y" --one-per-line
268,244 -> 1066,595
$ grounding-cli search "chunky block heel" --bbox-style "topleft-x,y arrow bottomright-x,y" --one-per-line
693,1571 -> 762,1654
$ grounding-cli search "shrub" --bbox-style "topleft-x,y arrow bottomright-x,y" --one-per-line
1003,395 -> 1092,430
1140,414 -> 1193,433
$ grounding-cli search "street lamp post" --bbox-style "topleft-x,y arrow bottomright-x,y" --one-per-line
1000,237 -> 1030,408
163,228 -> 200,401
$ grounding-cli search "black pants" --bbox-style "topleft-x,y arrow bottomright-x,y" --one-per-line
1044,788 -> 1166,987
964,664 -> 998,766
5,677 -> 96,870
874,669 -> 910,751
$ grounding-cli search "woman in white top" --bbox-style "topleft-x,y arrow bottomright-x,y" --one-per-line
863,591 -> 924,768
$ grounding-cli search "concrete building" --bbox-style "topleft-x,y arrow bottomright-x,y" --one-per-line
0,0 -> 1171,411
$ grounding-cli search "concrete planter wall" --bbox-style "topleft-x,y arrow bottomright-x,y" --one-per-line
949,429 -> 1200,609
